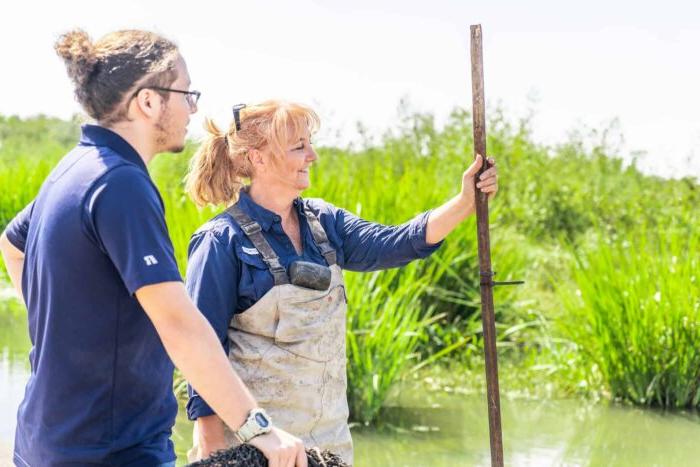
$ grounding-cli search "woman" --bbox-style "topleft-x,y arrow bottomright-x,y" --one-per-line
183,100 -> 498,463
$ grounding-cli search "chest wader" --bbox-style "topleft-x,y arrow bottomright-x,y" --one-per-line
189,205 -> 353,464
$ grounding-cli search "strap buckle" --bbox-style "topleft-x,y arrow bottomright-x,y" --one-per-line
240,221 -> 261,235
267,257 -> 287,275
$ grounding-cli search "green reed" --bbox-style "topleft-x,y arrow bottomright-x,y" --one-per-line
561,224 -> 700,407
3,109 -> 699,421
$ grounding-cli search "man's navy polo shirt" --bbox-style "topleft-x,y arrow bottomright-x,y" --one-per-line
4,125 -> 183,466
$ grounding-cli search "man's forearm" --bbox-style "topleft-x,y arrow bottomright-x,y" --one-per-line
0,232 -> 25,302
136,282 -> 256,432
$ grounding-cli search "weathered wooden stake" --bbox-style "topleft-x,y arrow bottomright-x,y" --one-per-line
470,23 -> 504,467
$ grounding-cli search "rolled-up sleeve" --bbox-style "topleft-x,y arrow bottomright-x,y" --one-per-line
335,207 -> 443,272
4,200 -> 35,252
185,229 -> 239,420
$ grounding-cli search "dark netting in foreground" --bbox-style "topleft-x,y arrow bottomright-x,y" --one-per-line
187,443 -> 348,467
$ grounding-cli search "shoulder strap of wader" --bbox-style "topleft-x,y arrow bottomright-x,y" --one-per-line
301,206 -> 337,266
226,204 -> 290,286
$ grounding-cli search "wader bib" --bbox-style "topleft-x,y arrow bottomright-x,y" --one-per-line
189,205 -> 353,464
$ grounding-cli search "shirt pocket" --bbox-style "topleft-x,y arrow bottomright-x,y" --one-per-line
234,243 -> 275,305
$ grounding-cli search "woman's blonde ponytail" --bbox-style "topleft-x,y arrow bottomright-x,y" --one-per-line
185,118 -> 246,207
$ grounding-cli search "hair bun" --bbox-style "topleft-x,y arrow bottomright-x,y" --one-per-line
54,29 -> 98,87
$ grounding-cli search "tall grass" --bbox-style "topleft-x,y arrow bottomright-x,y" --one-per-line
561,225 -> 700,407
345,265 -> 436,425
2,109 -> 699,419
0,159 -> 56,230
0,111 -> 530,423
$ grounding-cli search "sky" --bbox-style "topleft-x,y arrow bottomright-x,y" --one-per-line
1,0 -> 699,178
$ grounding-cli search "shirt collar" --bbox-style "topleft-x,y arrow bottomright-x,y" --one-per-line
236,188 -> 306,232
78,124 -> 148,174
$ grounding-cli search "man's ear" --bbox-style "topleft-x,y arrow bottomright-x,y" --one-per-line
130,88 -> 163,121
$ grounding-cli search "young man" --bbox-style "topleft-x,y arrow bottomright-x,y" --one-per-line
0,29 -> 306,467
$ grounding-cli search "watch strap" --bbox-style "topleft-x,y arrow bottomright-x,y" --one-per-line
234,408 -> 272,443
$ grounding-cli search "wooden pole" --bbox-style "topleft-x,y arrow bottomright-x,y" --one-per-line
470,23 -> 504,467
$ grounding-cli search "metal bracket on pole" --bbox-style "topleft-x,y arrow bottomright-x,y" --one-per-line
480,271 -> 525,287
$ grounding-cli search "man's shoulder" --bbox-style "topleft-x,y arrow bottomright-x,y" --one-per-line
97,161 -> 153,189
82,160 -> 161,221
51,143 -> 153,197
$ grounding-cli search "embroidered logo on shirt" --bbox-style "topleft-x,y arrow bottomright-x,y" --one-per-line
143,255 -> 159,266
241,246 -> 260,255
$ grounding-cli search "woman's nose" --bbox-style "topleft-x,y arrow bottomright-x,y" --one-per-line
307,147 -> 318,161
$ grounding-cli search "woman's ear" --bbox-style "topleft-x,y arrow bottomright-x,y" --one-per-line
249,149 -> 266,172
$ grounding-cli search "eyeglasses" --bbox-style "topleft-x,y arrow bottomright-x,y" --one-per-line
133,86 -> 202,108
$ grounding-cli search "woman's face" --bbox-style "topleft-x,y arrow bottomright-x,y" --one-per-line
264,130 -> 317,193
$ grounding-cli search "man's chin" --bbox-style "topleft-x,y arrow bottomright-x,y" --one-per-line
168,144 -> 186,154
158,141 -> 185,154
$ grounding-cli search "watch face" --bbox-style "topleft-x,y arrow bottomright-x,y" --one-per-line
255,412 -> 270,428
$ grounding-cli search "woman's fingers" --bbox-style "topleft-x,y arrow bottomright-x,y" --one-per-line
479,167 -> 497,180
476,175 -> 498,188
476,175 -> 497,187
476,176 -> 497,187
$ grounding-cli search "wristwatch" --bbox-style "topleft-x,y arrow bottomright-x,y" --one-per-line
234,408 -> 273,443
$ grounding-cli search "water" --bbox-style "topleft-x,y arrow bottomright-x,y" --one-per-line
3,296 -> 700,466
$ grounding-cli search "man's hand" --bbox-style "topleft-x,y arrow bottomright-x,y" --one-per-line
249,427 -> 307,467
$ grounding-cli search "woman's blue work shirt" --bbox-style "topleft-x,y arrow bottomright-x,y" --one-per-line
185,189 -> 443,420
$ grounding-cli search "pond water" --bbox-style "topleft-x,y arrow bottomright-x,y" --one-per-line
3,296 -> 700,466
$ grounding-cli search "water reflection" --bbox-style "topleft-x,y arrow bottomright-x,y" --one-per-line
355,398 -> 700,466
0,297 -> 30,460
3,297 -> 700,466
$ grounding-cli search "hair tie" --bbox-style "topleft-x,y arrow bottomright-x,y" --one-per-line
232,103 -> 246,131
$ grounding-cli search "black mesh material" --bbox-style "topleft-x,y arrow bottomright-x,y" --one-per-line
187,443 -> 348,467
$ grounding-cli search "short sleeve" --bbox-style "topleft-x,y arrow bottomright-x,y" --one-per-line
87,166 -> 182,294
4,200 -> 35,252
